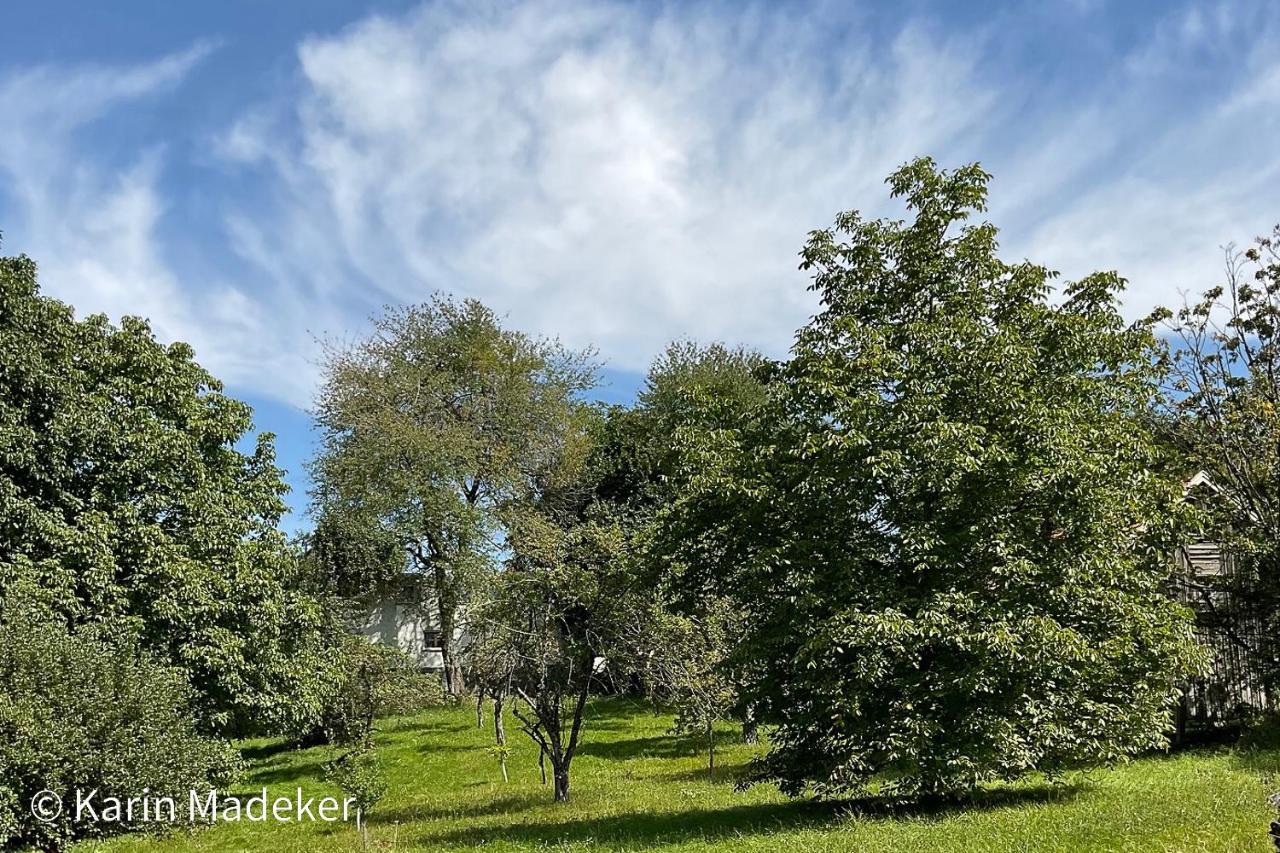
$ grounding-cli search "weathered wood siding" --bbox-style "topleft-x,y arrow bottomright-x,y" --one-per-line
1172,540 -> 1272,726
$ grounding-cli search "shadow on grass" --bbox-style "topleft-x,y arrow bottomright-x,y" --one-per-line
577,730 -> 741,761
416,783 -> 1086,849
386,718 -> 475,736
246,759 -> 328,786
653,762 -> 754,785
239,740 -> 298,762
1231,747 -> 1280,776
372,793 -> 548,824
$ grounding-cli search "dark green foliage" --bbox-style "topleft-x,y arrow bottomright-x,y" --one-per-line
0,253 -> 331,735
303,510 -> 406,602
659,159 -> 1205,797
0,592 -> 239,851
595,341 -> 767,514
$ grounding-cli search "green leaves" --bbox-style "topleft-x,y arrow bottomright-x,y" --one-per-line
0,253 -> 330,736
660,160 -> 1202,798
310,294 -> 600,696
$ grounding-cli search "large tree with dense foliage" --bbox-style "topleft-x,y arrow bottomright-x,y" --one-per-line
658,159 -> 1205,797
310,295 -> 596,695
0,253 -> 330,735
0,586 -> 240,852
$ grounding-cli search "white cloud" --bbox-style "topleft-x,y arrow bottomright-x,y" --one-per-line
1003,6 -> 1280,311
0,43 -> 332,406
223,1 -> 998,376
222,0 -> 1280,389
0,47 -> 208,346
3,1 -> 1279,411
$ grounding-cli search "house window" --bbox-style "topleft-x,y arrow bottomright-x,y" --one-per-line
423,629 -> 444,649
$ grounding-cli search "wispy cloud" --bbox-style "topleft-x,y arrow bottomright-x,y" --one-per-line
221,0 -> 1280,390
1,1 -> 1277,411
0,41 -> 336,405
220,0 -> 997,381
0,45 -> 211,345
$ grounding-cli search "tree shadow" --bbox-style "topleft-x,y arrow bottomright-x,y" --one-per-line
386,718 -> 475,736
371,793 -> 547,825
1167,725 -> 1244,753
413,742 -> 482,755
652,763 -> 754,785
245,758 -> 328,786
417,783 -> 1086,849
577,731 -> 740,761
1231,746 -> 1280,776
239,740 -> 299,762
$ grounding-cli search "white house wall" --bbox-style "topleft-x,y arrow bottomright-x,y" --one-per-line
358,597 -> 466,671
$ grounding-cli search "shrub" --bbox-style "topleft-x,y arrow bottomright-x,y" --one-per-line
313,634 -> 447,747
0,602 -> 239,851
323,747 -> 386,815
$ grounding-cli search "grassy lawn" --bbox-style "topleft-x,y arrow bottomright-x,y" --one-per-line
82,699 -> 1280,853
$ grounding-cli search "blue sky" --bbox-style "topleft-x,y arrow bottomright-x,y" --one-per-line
2,0 -> 1278,533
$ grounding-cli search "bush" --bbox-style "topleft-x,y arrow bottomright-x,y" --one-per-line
312,635 -> 447,747
0,605 -> 240,851
323,747 -> 386,816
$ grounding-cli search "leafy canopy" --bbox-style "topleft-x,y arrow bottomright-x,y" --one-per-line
0,253 -> 329,735
660,159 -> 1205,797
310,295 -> 597,693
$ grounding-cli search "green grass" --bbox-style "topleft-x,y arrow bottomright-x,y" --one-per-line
82,700 -> 1280,852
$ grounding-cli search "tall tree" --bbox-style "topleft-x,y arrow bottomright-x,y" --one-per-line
660,159 -> 1205,797
1160,226 -> 1280,696
615,342 -> 769,740
311,295 -> 595,695
0,252 -> 329,735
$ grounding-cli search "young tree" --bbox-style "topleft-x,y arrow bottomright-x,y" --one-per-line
469,401 -> 666,803
1160,226 -> 1280,694
660,159 -> 1205,797
311,296 -> 595,695
0,252 -> 330,736
649,599 -> 740,779
602,342 -> 769,740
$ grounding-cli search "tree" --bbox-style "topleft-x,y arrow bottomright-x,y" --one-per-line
470,403 -> 664,803
486,507 -> 658,802
601,342 -> 769,740
659,159 -> 1205,797
311,296 -> 596,696
648,598 -> 740,779
0,252 -> 330,736
1159,226 -> 1280,696
595,341 -> 767,508
0,585 -> 240,852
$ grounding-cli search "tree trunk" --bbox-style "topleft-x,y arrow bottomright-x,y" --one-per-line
494,695 -> 508,782
433,565 -> 465,696
707,719 -> 716,781
742,704 -> 758,744
538,745 -> 547,785
553,767 -> 570,803
476,693 -> 485,728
